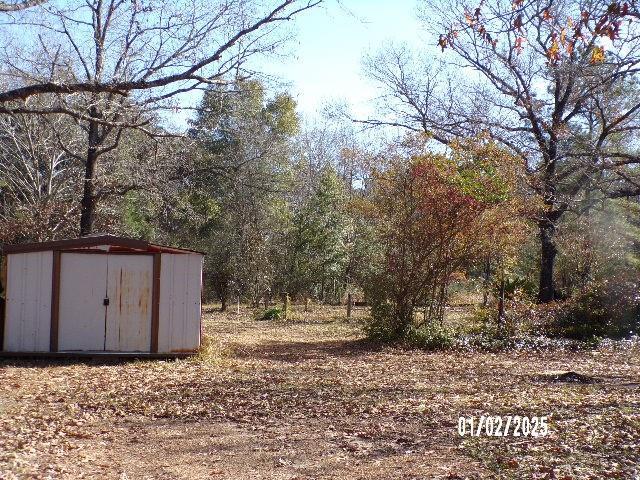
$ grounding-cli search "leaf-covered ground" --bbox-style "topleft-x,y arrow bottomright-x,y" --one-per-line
1,306 -> 639,479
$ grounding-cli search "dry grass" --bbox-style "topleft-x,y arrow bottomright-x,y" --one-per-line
0,304 -> 639,479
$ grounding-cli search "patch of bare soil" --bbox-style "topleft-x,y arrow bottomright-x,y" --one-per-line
1,305 -> 639,479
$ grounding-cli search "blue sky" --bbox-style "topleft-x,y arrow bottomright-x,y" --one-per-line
169,0 -> 434,129
260,0 -> 428,119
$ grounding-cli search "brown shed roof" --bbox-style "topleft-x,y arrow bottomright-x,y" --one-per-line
1,234 -> 204,255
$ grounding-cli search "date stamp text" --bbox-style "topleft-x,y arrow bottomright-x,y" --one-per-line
457,415 -> 549,437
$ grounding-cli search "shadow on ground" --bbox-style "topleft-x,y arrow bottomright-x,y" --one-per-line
234,338 -> 379,362
0,356 -> 160,369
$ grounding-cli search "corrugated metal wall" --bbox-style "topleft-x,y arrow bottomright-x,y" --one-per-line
58,252 -> 108,351
57,253 -> 154,352
4,251 -> 53,352
3,249 -> 203,354
105,254 -> 153,352
158,253 -> 203,353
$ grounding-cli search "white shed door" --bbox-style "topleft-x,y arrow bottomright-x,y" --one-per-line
104,255 -> 152,352
58,253 -> 153,352
58,253 -> 108,351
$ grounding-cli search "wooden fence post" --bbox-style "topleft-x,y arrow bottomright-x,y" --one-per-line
284,293 -> 290,321
497,274 -> 506,326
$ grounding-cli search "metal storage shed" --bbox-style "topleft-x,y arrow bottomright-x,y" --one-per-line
0,235 -> 203,356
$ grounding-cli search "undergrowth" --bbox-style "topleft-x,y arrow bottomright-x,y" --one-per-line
193,335 -> 233,365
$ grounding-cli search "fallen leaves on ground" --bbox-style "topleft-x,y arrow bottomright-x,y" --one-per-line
0,305 -> 638,479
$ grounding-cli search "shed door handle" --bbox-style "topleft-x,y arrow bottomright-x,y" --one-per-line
103,298 -> 110,306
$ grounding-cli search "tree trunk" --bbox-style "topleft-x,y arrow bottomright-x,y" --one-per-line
482,256 -> 491,307
80,113 -> 100,236
252,277 -> 260,308
393,293 -> 413,337
497,270 -> 505,325
437,283 -> 447,325
220,297 -> 227,312
283,293 -> 290,321
538,220 -> 558,303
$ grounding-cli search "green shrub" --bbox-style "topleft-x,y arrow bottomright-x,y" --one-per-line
545,281 -> 640,340
405,323 -> 456,350
469,305 -> 524,338
363,300 -> 401,342
468,307 -> 502,335
257,307 -> 283,321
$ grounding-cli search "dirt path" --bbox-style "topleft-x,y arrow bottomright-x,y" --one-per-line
1,306 -> 639,479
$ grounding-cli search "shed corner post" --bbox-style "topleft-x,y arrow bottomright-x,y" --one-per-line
50,250 -> 61,352
150,253 -> 161,353
0,253 -> 7,351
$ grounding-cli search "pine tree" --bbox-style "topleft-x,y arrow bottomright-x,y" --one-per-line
288,166 -> 350,303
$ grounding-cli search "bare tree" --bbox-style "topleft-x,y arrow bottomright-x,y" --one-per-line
0,99 -> 83,242
362,0 -> 640,302
0,0 -> 320,234
0,0 -> 46,12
